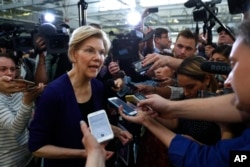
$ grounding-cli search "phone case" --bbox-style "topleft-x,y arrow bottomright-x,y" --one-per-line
108,97 -> 137,116
87,110 -> 114,143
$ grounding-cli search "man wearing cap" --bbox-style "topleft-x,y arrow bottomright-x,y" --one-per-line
217,26 -> 235,45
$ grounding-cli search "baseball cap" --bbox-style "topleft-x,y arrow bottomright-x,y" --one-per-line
217,25 -> 235,35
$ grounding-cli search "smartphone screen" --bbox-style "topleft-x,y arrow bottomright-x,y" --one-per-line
108,97 -> 137,116
88,110 -> 114,143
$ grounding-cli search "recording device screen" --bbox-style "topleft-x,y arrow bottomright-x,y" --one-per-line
88,110 -> 114,143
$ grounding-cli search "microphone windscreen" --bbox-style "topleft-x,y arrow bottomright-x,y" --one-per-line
117,70 -> 125,79
200,61 -> 231,75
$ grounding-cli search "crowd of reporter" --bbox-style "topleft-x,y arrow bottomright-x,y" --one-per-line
0,7 -> 250,167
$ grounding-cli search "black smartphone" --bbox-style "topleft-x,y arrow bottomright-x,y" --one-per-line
108,97 -> 137,116
148,7 -> 159,13
132,60 -> 152,73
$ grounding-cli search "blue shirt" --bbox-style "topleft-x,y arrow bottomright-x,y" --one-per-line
168,128 -> 250,167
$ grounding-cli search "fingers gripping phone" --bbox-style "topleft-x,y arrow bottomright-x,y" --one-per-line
108,97 -> 137,116
132,60 -> 152,73
87,110 -> 114,143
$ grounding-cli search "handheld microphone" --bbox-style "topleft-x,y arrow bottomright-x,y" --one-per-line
200,62 -> 231,75
106,70 -> 126,89
106,79 -> 118,89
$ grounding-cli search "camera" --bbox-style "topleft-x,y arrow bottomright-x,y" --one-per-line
191,0 -> 221,22
34,23 -> 69,54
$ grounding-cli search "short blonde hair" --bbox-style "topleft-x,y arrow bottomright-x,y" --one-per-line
68,26 -> 111,62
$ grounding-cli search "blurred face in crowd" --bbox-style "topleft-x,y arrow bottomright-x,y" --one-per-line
205,45 -> 215,59
210,53 -> 229,63
225,37 -> 250,112
217,30 -> 234,45
173,36 -> 197,59
72,37 -> 105,79
177,74 -> 209,99
0,57 -> 16,79
154,65 -> 173,80
154,33 -> 171,51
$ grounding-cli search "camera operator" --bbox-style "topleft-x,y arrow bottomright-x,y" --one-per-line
35,23 -> 72,82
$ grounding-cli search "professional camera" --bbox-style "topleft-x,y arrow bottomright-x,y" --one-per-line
34,23 -> 69,54
189,0 -> 222,22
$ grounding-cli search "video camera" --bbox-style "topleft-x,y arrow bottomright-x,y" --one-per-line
33,23 -> 69,54
184,0 -> 222,22
0,22 -> 69,55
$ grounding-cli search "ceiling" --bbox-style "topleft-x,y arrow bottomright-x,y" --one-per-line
0,0 -> 243,41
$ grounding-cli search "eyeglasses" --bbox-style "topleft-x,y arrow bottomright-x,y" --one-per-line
0,66 -> 17,73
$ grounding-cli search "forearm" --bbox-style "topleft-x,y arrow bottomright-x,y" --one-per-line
155,117 -> 178,130
0,100 -> 33,134
167,94 -> 247,122
142,118 -> 176,147
165,56 -> 183,71
111,125 -> 122,137
35,53 -> 48,84
86,150 -> 105,167
154,86 -> 172,98
33,145 -> 86,159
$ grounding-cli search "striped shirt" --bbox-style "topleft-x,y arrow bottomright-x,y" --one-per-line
0,92 -> 34,167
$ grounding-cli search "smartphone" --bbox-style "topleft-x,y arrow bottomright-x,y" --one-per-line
87,110 -> 114,143
148,7 -> 159,13
108,97 -> 137,116
12,79 -> 36,86
125,93 -> 146,105
132,60 -> 152,73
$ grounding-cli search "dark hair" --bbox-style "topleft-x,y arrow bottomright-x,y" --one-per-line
176,56 -> 218,92
176,29 -> 198,46
154,28 -> 169,38
0,52 -> 18,65
211,45 -> 232,59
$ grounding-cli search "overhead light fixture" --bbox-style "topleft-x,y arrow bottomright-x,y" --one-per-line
44,13 -> 55,23
127,10 -> 141,26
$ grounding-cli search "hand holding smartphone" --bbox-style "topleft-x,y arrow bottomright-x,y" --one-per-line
87,110 -> 114,143
108,97 -> 137,116
132,60 -> 152,73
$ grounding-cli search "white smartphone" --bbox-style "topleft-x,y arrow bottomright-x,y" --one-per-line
87,110 -> 114,143
108,97 -> 137,116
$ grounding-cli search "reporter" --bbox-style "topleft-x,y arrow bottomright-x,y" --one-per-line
119,21 -> 250,166
0,53 -> 44,167
80,121 -> 106,167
